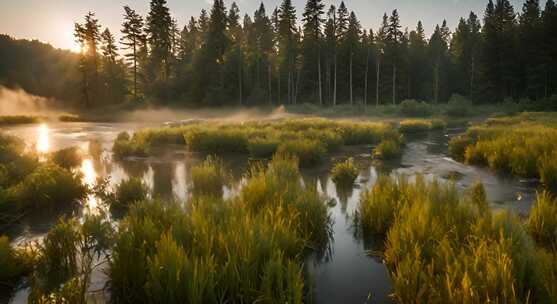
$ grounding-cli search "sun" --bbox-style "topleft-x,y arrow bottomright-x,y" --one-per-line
63,27 -> 82,53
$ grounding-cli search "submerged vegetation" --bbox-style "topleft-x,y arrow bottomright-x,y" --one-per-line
449,112 -> 557,192
331,158 -> 359,187
112,118 -> 399,167
357,175 -> 557,303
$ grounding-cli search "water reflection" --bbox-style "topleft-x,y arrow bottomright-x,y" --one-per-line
36,124 -> 49,153
80,159 -> 99,214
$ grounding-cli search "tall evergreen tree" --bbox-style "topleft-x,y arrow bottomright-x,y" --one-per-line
386,10 -> 402,104
146,0 -> 173,85
543,0 -> 557,97
121,6 -> 145,99
324,5 -> 337,105
301,0 -> 325,104
520,0 -> 544,99
278,0 -> 297,104
74,12 -> 101,107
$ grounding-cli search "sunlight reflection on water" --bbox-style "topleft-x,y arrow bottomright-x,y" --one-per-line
80,158 -> 99,214
36,124 -> 49,153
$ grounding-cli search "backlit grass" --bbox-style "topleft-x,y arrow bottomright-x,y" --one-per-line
331,158 -> 359,187
449,112 -> 557,192
190,156 -> 227,197
50,147 -> 82,169
108,154 -> 331,303
112,118 -> 400,167
0,115 -> 40,125
373,138 -> 402,160
357,175 -> 557,303
399,119 -> 446,134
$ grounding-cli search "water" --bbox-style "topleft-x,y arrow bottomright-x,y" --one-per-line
1,122 -> 539,303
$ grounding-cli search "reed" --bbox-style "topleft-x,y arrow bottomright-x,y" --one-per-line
331,158 -> 359,187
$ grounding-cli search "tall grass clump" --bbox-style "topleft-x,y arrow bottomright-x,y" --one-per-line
528,191 -> 557,249
94,177 -> 148,212
0,236 -> 35,284
357,175 -> 555,303
399,119 -> 445,134
50,147 -> 82,169
109,155 -> 330,303
331,158 -> 359,187
112,118 -> 400,167
190,156 -> 227,197
399,100 -> 433,117
373,138 -> 402,160
449,113 -> 557,192
0,115 -> 40,125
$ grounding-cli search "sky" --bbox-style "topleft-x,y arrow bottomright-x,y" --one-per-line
0,0 -> 541,52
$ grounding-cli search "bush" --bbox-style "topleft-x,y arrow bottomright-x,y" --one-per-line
448,135 -> 474,161
276,139 -> 326,168
190,156 -> 227,197
446,94 -> 473,117
399,119 -> 432,134
331,158 -> 359,187
373,139 -> 402,160
0,236 -> 35,283
399,100 -> 432,117
539,154 -> 557,193
112,132 -> 149,159
12,163 -> 87,210
528,192 -> 557,249
50,147 -> 82,169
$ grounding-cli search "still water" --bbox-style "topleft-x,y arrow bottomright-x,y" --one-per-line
2,121 -> 538,303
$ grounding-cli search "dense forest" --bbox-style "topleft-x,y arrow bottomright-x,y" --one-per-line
1,0 -> 557,108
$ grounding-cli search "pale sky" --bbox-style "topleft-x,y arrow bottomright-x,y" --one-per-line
0,0 -> 540,52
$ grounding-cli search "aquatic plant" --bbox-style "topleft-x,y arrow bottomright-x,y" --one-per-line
331,158 -> 359,187
449,113 -> 557,192
247,137 -> 280,159
373,138 -> 402,160
185,128 -> 249,154
11,163 -> 87,210
528,191 -> 557,249
399,100 -> 433,117
109,155 -> 330,303
190,156 -> 227,197
112,132 -> 149,159
399,119 -> 445,134
276,139 -> 326,168
50,147 -> 82,169
357,175 -> 555,303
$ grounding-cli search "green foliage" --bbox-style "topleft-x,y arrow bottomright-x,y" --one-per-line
50,147 -> 82,169
399,100 -> 433,117
0,115 -> 40,125
528,192 -> 557,249
190,156 -> 227,197
112,119 -> 400,168
357,175 -> 555,303
399,119 -> 445,134
11,163 -> 87,210
0,236 -> 35,283
331,158 -> 359,187
449,113 -> 557,191
373,138 -> 402,160
446,94 -> 473,117
109,155 -> 330,303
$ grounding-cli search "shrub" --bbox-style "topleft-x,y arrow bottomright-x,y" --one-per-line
50,147 -> 82,169
539,154 -> 557,193
112,132 -> 149,159
0,236 -> 35,283
528,192 -> 557,249
448,135 -> 474,161
12,163 -> 87,210
446,94 -> 473,117
248,138 -> 279,159
373,139 -> 402,160
190,156 -> 227,197
276,140 -> 326,168
0,115 -> 40,125
331,158 -> 359,187
399,100 -> 432,117
399,119 -> 432,134
185,129 -> 248,154
114,178 -> 149,208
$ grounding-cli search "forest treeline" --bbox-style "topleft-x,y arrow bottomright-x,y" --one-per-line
1,0 -> 557,108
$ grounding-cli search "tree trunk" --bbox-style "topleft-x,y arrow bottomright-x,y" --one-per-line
350,52 -> 353,105
434,60 -> 439,104
364,47 -> 370,106
376,59 -> 380,107
268,64 -> 272,105
392,64 -> 397,105
470,55 -> 475,97
239,49 -> 243,106
318,48 -> 323,106
333,52 -> 337,106
133,40 -> 137,99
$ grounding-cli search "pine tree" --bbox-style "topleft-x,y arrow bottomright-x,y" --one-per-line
224,2 -> 243,105
346,12 -> 361,105
429,21 -> 450,103
146,0 -> 172,84
101,28 -> 127,104
301,0 -> 325,104
408,21 -> 427,100
278,0 -> 297,104
121,6 -> 145,99
520,0 -> 543,99
386,10 -> 402,104
74,12 -> 101,107
543,0 -> 557,97
375,13 -> 388,105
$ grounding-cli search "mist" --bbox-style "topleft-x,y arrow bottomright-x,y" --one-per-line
0,86 -> 54,116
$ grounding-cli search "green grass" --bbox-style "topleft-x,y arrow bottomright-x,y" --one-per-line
528,191 -> 557,249
399,119 -> 446,134
112,118 -> 400,167
190,156 -> 227,197
356,175 -> 557,303
0,115 -> 40,125
449,113 -> 557,192
50,147 -> 82,169
331,158 -> 359,187
108,154 -> 330,303
373,138 -> 402,160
